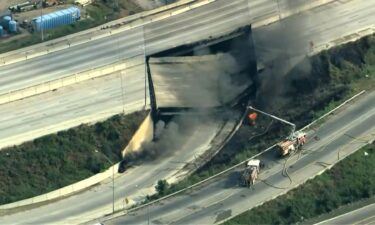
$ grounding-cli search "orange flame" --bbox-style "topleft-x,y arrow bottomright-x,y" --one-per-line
248,112 -> 257,125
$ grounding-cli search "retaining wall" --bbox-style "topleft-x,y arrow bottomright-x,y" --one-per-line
0,112 -> 153,210
122,113 -> 154,157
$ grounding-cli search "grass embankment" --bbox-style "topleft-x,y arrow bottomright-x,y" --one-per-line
0,111 -> 147,205
0,0 -> 143,54
150,34 -> 375,200
224,143 -> 375,225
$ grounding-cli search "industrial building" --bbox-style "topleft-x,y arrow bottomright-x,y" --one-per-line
31,6 -> 80,32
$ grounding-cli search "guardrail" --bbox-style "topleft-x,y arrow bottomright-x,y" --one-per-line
0,0 -> 205,66
252,0 -> 336,28
309,26 -> 375,57
0,163 -> 121,210
0,101 -> 146,151
0,112 -> 152,210
102,89 -> 367,221
301,90 -> 366,131
0,0 -> 338,66
0,0 -> 340,106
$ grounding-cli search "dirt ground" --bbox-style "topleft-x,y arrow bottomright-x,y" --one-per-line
0,0 -> 26,11
132,0 -> 178,10
132,0 -> 160,10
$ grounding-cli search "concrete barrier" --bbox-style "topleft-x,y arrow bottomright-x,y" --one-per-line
252,0 -> 336,28
102,90 -> 368,221
0,162 -> 121,209
309,26 -> 375,56
0,112 -> 152,210
0,0 -> 200,65
0,0 -> 336,66
0,56 -> 144,105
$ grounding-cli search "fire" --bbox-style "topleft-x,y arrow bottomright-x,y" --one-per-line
248,112 -> 257,125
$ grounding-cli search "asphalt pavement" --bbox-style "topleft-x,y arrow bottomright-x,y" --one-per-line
0,0 -> 374,150
0,62 -> 147,150
104,87 -> 375,225
0,0 -> 374,224
0,113 -> 237,224
316,203 -> 375,225
0,0 -> 255,94
0,0 -> 330,95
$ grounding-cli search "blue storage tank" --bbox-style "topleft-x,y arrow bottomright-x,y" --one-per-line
2,15 -> 11,29
32,7 -> 80,32
0,25 -> 3,36
9,20 -> 17,33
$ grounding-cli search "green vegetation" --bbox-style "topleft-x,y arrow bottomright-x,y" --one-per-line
304,196 -> 375,224
224,143 -> 375,225
148,34 -> 375,200
0,111 -> 147,205
0,0 -> 143,54
155,180 -> 170,196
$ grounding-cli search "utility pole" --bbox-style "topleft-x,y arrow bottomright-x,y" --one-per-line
141,190 -> 150,225
147,202 -> 150,225
275,0 -> 293,71
95,150 -> 115,214
276,0 -> 282,21
246,0 -> 252,19
120,70 -> 125,114
142,25 -> 147,108
117,39 -> 125,114
111,158 -> 115,214
40,0 -> 44,41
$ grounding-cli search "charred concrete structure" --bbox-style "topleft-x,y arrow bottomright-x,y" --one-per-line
147,26 -> 258,117
120,27 -> 259,169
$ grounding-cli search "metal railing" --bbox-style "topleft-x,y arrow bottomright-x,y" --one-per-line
102,89 -> 367,222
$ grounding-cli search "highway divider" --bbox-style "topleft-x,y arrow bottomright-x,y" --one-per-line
0,0 -> 341,106
220,120 -> 375,224
0,99 -> 147,151
0,56 -> 143,106
102,89 -> 368,222
0,164 -> 121,210
300,90 -> 366,131
252,0 -> 336,28
0,112 -> 153,210
309,26 -> 375,57
0,0 -> 337,66
0,0 -> 202,66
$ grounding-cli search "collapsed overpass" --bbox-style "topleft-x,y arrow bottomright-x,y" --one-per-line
148,54 -> 251,109
147,27 -> 258,115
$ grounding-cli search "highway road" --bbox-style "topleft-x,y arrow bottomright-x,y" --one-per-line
0,113 -> 239,224
0,63 -> 147,150
0,0 -> 329,95
0,0 -> 373,150
0,0 -> 373,224
104,89 -> 375,225
316,203 -> 375,225
253,0 -> 375,68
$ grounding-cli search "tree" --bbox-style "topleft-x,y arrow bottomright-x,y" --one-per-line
155,180 -> 169,195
